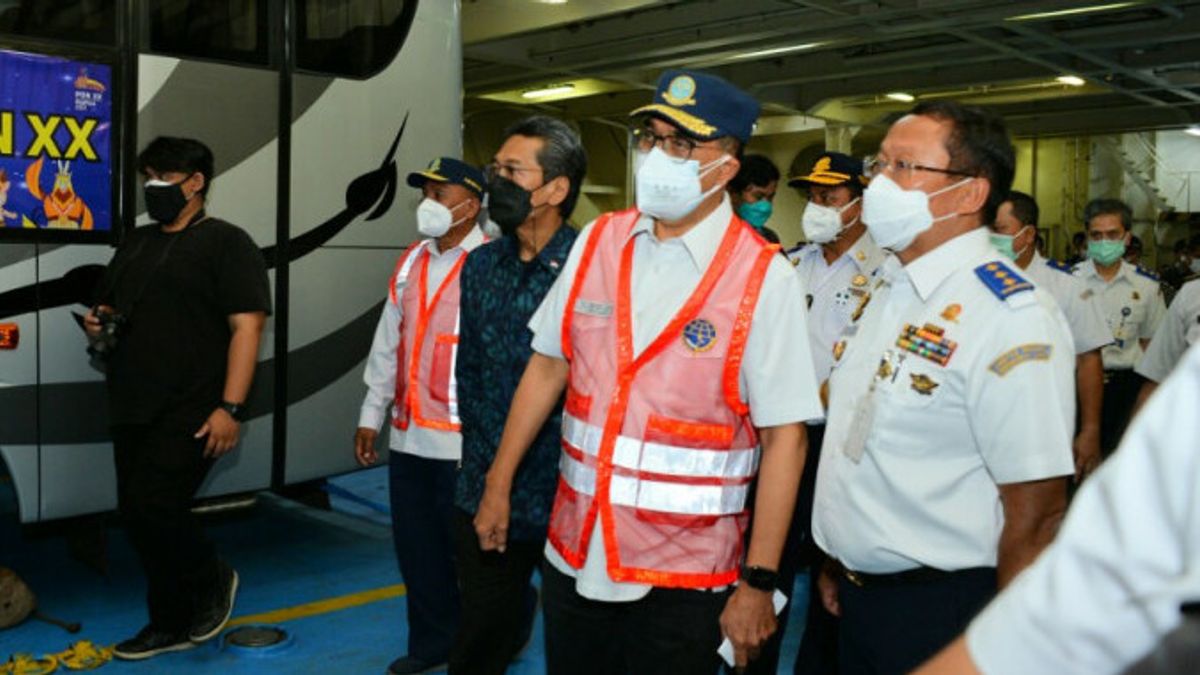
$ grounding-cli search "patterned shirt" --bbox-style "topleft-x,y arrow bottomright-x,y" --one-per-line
453,224 -> 577,541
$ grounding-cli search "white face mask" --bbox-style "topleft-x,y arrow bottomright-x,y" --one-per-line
861,173 -> 973,252
635,147 -> 729,222
632,150 -> 650,178
416,197 -> 469,238
802,197 -> 860,244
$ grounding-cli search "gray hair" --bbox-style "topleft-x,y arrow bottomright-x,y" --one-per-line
501,115 -> 589,220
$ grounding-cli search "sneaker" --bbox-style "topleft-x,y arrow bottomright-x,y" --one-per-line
188,562 -> 239,643
113,625 -> 195,660
386,655 -> 447,674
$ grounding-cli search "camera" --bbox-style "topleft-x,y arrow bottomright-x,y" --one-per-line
88,307 -> 128,358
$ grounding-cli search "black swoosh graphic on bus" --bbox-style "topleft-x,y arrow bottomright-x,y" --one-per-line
0,300 -> 385,445
0,115 -> 405,320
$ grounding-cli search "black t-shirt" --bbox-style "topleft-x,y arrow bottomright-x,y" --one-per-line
98,216 -> 272,430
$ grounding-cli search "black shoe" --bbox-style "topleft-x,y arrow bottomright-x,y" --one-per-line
188,562 -> 239,643
386,655 -> 446,674
113,625 -> 195,660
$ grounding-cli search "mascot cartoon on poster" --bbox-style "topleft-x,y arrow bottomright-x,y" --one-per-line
24,156 -> 94,230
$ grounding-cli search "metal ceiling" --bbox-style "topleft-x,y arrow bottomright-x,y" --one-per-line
461,0 -> 1200,137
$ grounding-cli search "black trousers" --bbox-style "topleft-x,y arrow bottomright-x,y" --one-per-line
837,568 -> 995,675
112,421 -> 220,633
542,563 -> 730,675
1101,369 -> 1143,456
388,452 -> 460,663
449,509 -> 540,675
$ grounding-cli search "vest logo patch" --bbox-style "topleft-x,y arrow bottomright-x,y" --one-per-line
682,318 -> 718,352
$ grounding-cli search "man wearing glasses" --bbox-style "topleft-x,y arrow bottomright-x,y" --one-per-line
474,69 -> 822,672
811,101 -> 1076,674
1071,198 -> 1167,455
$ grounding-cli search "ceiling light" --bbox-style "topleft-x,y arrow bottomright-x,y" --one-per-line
521,83 -> 576,99
731,42 -> 824,60
1056,75 -> 1086,86
1185,125 -> 1200,137
885,92 -> 915,103
534,0 -> 568,4
1007,2 -> 1139,21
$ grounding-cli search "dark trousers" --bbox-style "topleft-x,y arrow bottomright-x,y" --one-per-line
794,562 -> 839,675
389,452 -> 460,663
448,509 -> 540,675
542,563 -> 730,675
112,421 -> 219,633
1101,369 -> 1143,456
837,568 -> 995,675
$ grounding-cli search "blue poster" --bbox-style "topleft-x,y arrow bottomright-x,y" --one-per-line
0,49 -> 112,231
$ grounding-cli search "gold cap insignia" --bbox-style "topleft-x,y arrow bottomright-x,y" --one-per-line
662,75 -> 698,107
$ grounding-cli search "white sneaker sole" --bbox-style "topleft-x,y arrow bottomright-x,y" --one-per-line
112,639 -> 195,661
189,570 -> 239,643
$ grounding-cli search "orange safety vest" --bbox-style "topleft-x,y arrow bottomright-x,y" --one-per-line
547,207 -> 779,589
390,240 -> 467,432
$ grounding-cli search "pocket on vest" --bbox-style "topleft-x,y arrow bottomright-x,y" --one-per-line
429,333 -> 458,404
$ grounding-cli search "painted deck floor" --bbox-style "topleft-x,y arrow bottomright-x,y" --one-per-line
0,467 -> 808,674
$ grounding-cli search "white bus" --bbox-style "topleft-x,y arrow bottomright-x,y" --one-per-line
0,0 -> 459,523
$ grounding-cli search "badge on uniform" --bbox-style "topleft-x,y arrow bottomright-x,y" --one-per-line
1132,291 -> 1141,301
851,293 -> 872,322
832,340 -> 846,362
895,323 -> 957,367
682,318 -> 717,353
851,274 -> 868,287
988,343 -> 1053,377
909,373 -> 939,395
940,303 -> 962,322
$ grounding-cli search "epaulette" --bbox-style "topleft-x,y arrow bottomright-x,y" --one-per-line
1135,266 -> 1160,281
1044,258 -> 1072,274
975,261 -> 1035,305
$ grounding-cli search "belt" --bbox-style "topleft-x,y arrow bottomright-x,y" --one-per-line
1103,368 -> 1135,384
842,565 -> 995,588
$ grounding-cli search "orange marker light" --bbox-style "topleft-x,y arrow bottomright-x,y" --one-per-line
0,323 -> 19,350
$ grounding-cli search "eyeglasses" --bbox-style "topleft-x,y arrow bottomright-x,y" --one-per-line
862,155 -> 976,181
485,162 -> 542,181
631,125 -> 705,161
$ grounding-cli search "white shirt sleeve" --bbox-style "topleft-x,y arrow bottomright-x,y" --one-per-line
967,296 -> 1076,484
1136,286 -> 1194,383
967,343 -> 1200,675
1067,280 -> 1114,354
1142,283 -> 1169,340
529,221 -> 597,360
358,285 -> 403,430
741,255 -> 824,427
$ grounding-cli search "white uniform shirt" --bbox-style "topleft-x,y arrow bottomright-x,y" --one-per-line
1136,278 -> 1200,383
358,226 -> 486,460
1021,252 -> 1112,355
967,342 -> 1200,675
813,229 -> 1075,574
530,196 -> 823,601
1073,259 -> 1167,370
789,233 -> 887,387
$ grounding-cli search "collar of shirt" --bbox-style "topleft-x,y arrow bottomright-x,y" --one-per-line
627,194 -> 735,274
1078,258 -> 1134,285
903,227 -> 992,301
428,224 -> 486,257
497,221 -> 575,272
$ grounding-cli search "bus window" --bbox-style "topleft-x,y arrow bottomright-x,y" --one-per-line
145,0 -> 268,66
0,0 -> 116,46
296,0 -> 417,79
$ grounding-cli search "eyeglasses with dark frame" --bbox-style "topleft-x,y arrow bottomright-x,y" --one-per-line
630,124 -> 711,162
862,155 -> 976,181
484,162 -> 542,182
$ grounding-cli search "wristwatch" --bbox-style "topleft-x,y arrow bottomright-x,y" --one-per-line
219,400 -> 247,422
740,564 -> 779,592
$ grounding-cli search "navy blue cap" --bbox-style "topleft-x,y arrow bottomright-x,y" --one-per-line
630,69 -> 761,143
788,152 -> 867,188
406,157 -> 485,198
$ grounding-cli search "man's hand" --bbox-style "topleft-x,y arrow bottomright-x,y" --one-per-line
1072,426 -> 1101,483
195,408 -> 241,458
474,477 -> 511,553
817,560 -> 842,617
719,584 -> 777,669
354,427 -> 379,467
84,305 -> 111,339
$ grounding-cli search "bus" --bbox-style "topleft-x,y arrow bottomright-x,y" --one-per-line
0,0 -> 459,523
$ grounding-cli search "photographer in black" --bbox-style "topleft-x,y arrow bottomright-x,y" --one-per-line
84,137 -> 271,660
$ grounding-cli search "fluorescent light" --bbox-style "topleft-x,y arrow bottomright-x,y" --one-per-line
535,0 -> 568,4
521,84 -> 576,99
885,92 -> 915,103
1056,75 -> 1086,86
1007,2 -> 1139,21
731,42 -> 824,60
1185,126 -> 1200,137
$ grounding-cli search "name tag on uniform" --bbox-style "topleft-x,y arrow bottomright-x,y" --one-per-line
574,299 -> 613,317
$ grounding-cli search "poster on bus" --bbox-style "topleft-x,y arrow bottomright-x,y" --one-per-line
0,48 -> 113,234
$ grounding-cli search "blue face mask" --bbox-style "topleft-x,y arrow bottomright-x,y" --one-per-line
737,200 -> 773,229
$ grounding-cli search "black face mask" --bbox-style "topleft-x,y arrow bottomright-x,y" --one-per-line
144,181 -> 189,224
487,174 -> 541,236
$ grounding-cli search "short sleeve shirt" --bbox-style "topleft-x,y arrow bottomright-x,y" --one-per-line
1021,252 -> 1112,355
1073,259 -> 1167,370
1136,278 -> 1200,383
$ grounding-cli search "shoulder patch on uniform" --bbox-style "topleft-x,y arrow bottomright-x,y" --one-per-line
1045,258 -> 1072,274
1136,266 -> 1160,281
975,261 -> 1034,302
989,343 -> 1053,377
